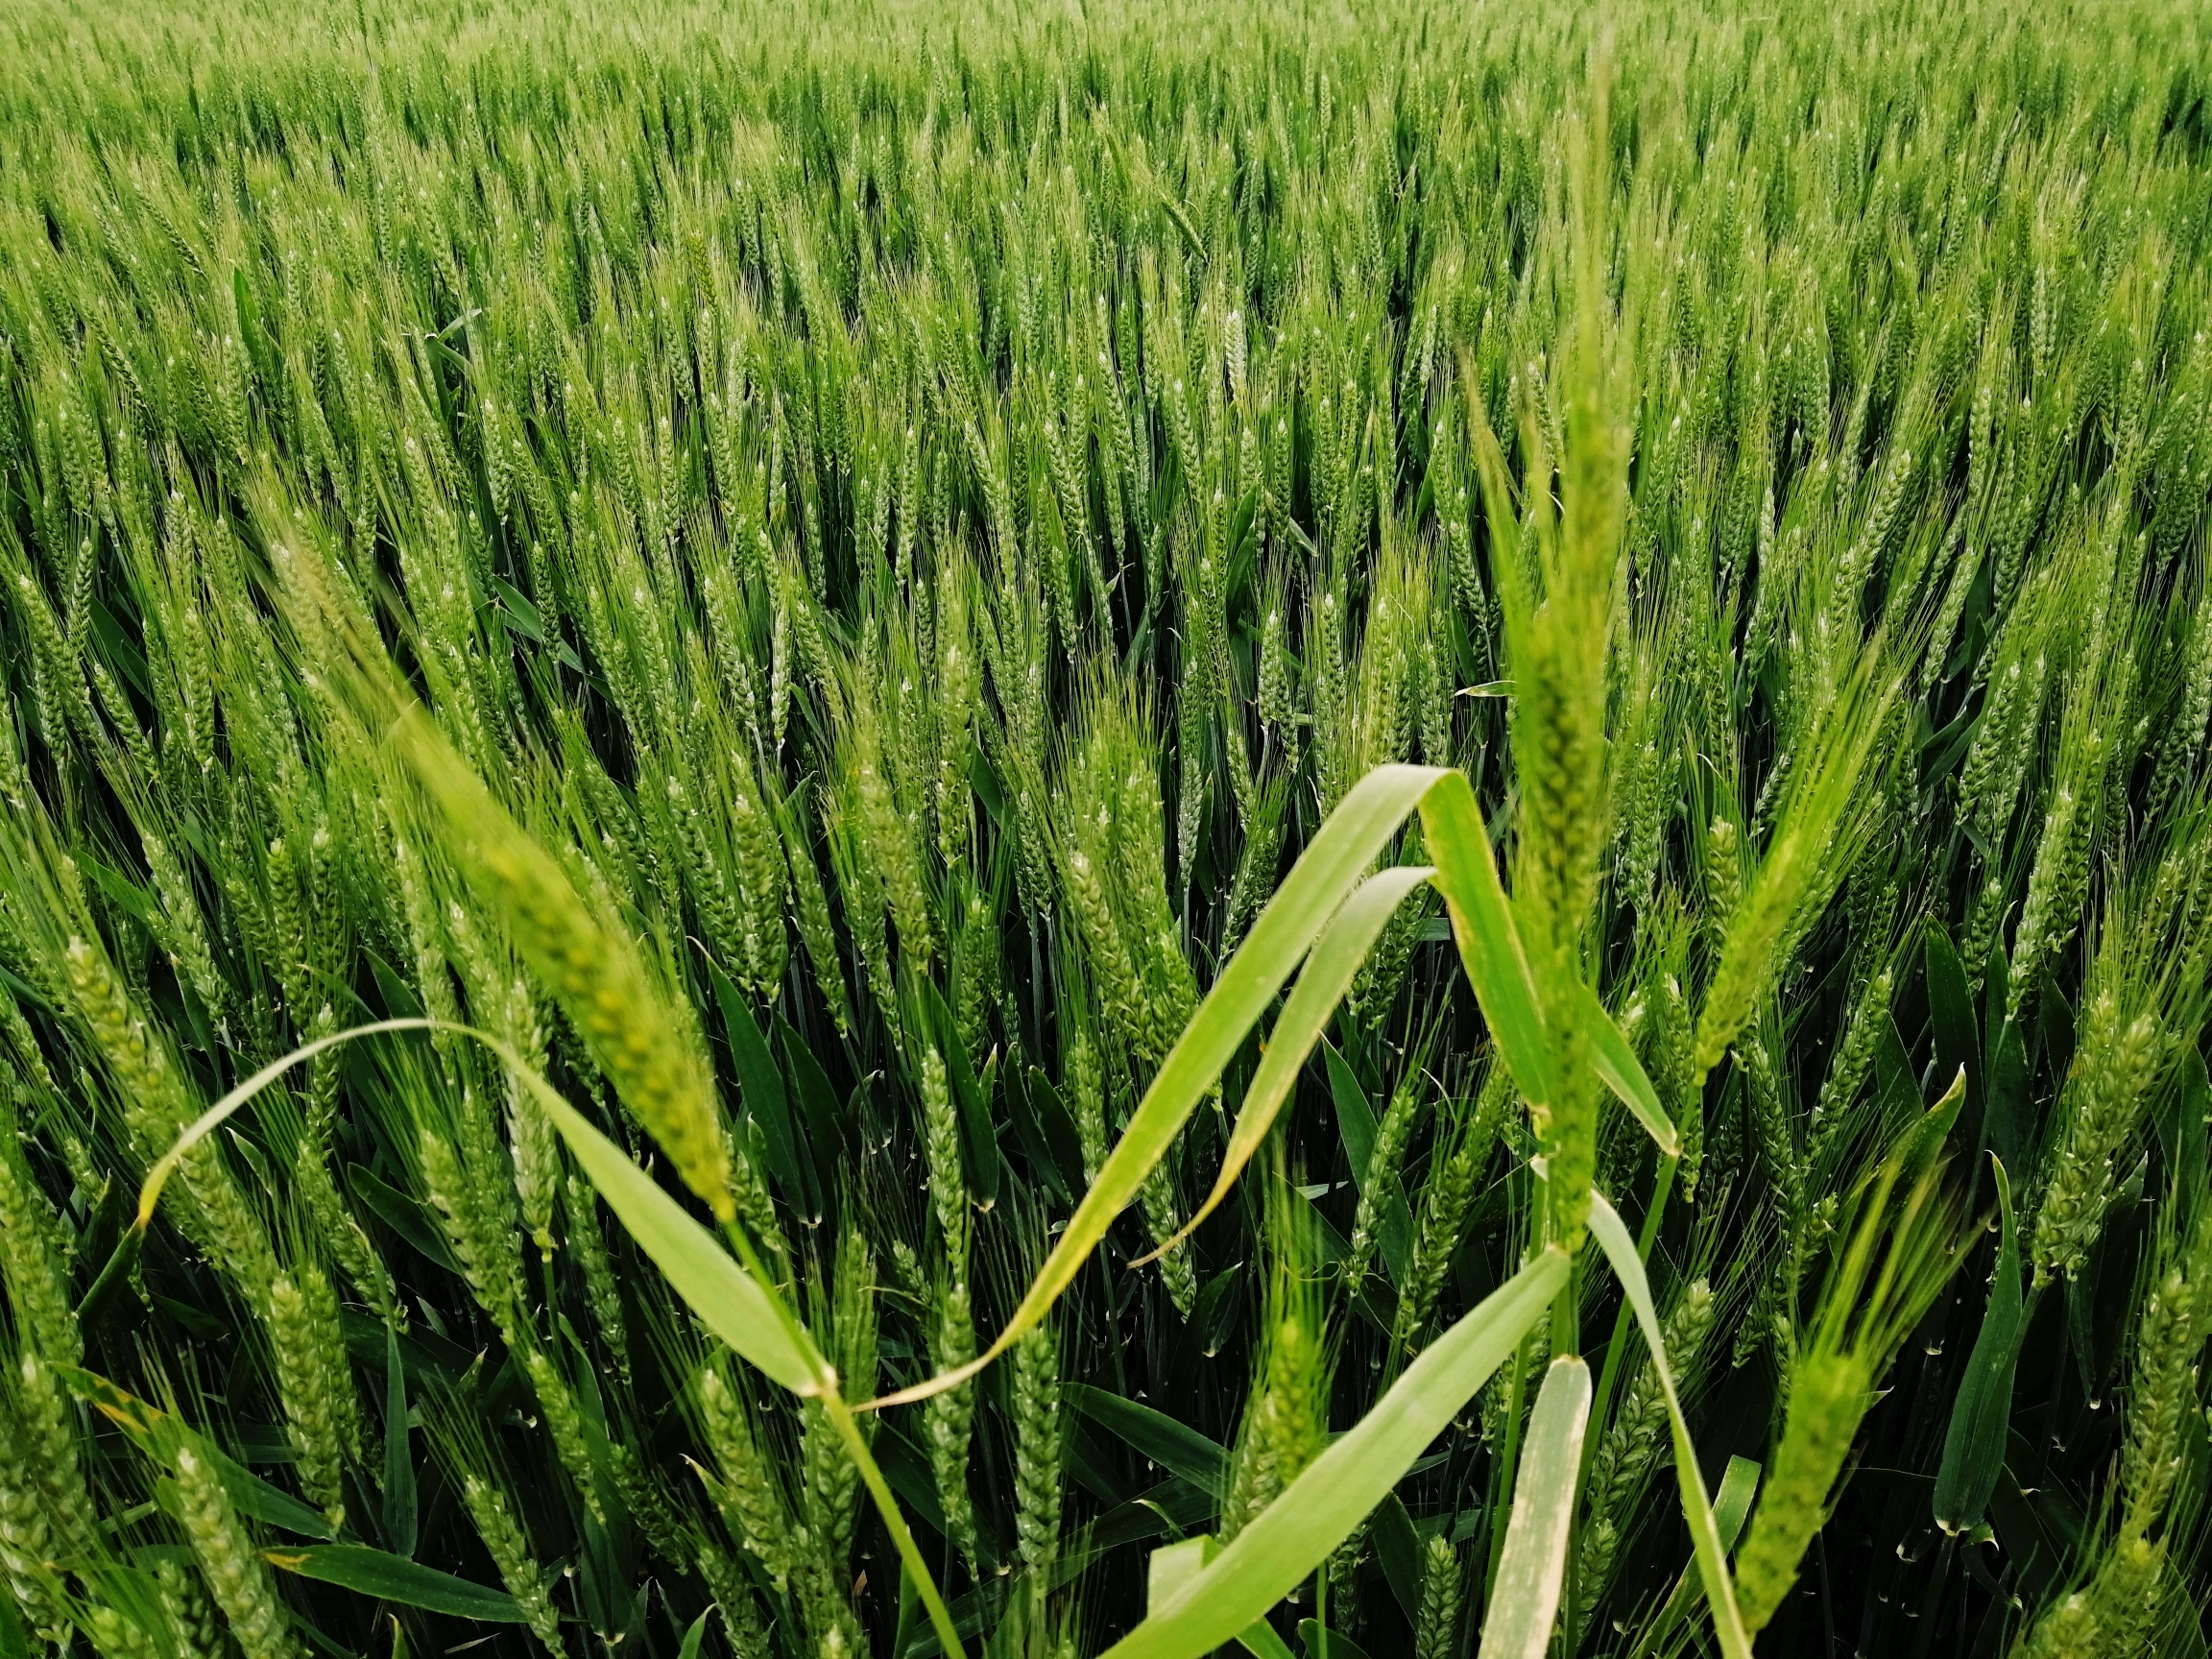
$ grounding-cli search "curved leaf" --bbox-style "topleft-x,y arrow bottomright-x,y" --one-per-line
865,764 -> 1449,1411
1416,769 -> 1553,1110
1145,863 -> 1435,1261
1579,981 -> 1678,1157
1587,1190 -> 1751,1659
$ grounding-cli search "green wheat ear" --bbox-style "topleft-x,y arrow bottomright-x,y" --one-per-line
276,545 -> 737,1225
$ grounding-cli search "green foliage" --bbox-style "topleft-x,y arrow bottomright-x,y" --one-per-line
2,0 -> 2212,1654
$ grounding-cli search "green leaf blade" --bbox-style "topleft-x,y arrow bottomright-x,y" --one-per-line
1478,1355 -> 1592,1659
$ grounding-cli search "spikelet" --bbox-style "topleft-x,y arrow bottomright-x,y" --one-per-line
1013,1314 -> 1063,1583
420,1127 -> 527,1348
1579,1280 -> 1716,1590
1732,1350 -> 1868,1633
698,1366 -> 804,1589
0,1147 -> 79,1367
1413,1533 -> 1461,1659
459,1473 -> 563,1650
523,1350 -> 604,1523
801,1224 -> 876,1571
0,1378 -> 63,1641
566,1174 -> 633,1385
266,1264 -> 359,1527
155,1558 -> 224,1659
695,1542 -> 773,1659
174,1444 -> 302,1659
926,1277 -> 979,1568
1395,1093 -> 1496,1349
1346,1076 -> 1419,1297
1223,1186 -> 1330,1539
2032,984 -> 2165,1286
389,713 -> 736,1222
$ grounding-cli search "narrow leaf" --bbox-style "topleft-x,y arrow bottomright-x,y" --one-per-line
1151,864 -> 1433,1258
264,1546 -> 523,1622
1416,770 -> 1554,1111
517,1047 -> 828,1397
1066,1384 -> 1229,1499
1578,982 -> 1678,1157
1934,1157 -> 2024,1534
1478,1356 -> 1592,1659
1587,1190 -> 1752,1659
1099,1248 -> 1567,1658
865,764 -> 1449,1410
383,1323 -> 416,1558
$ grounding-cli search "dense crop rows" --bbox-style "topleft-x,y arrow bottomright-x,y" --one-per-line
3,0 -> 2212,1655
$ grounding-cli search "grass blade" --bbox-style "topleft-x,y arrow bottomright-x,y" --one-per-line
866,764 -> 1448,1410
1417,769 -> 1554,1111
1099,1248 -> 1568,1658
1578,981 -> 1678,1157
1145,863 -> 1435,1260
1933,1157 -> 2024,1534
1588,1190 -> 1752,1659
1478,1355 -> 1592,1659
261,1547 -> 524,1623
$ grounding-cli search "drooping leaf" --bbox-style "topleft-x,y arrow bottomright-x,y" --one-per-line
1587,1191 -> 1752,1659
1156,863 -> 1434,1256
867,764 -> 1451,1410
1578,981 -> 1678,1157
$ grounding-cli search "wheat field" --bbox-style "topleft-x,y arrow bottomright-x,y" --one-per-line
3,1 -> 2212,1655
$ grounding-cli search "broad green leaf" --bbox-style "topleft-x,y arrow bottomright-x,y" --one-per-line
1716,1456 -> 1762,1547
1155,864 -> 1434,1257
1415,769 -> 1554,1111
1478,1356 -> 1591,1659
679,1610 -> 710,1659
867,763 -> 1449,1410
2156,1050 -> 2209,1216
263,1546 -> 523,1622
1587,1190 -> 1751,1659
1925,921 -> 1982,1145
1098,1248 -> 1567,1658
1985,1020 -> 2031,1176
1894,1068 -> 1969,1179
1328,1043 -> 1379,1188
1934,1157 -> 2024,1534
1144,1541 -> 1299,1659
1578,981 -> 1678,1157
